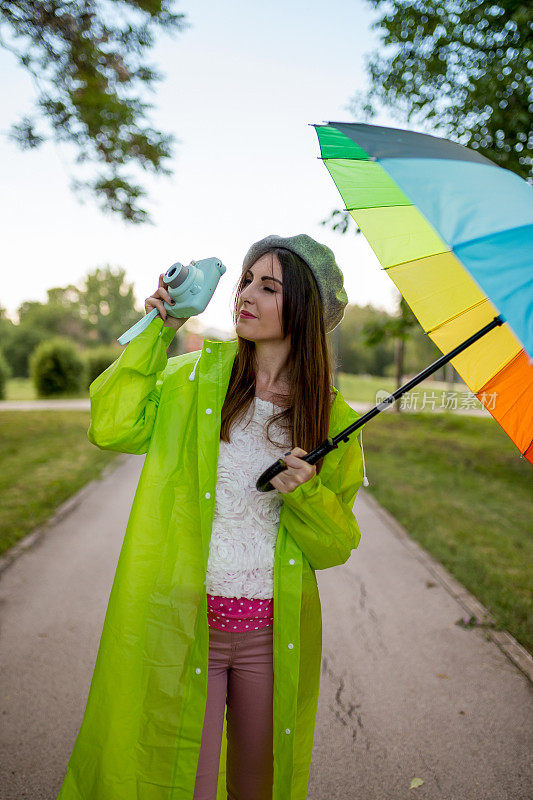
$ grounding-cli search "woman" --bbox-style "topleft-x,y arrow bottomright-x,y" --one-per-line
55,233 -> 367,800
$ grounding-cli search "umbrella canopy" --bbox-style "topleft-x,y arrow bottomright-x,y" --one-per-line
312,121 -> 533,465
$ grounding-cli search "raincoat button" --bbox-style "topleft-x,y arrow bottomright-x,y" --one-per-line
288,643 -> 294,649
285,728 -> 291,734
289,559 -> 295,565
206,347 -> 211,353
195,667 -> 201,674
205,492 -> 211,499
206,408 -> 212,414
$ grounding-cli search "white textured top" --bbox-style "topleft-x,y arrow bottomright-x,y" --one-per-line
205,396 -> 292,599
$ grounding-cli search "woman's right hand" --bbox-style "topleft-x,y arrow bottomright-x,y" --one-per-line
145,274 -> 188,330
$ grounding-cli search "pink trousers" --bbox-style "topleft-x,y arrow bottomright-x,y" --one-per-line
193,624 -> 274,800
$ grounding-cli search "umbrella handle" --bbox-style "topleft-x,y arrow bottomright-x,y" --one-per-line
256,437 -> 343,492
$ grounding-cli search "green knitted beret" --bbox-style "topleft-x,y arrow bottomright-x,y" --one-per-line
242,233 -> 348,332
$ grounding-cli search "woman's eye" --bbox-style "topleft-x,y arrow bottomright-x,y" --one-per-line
242,278 -> 274,293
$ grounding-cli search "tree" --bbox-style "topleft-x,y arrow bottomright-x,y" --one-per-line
0,1 -> 191,223
361,297 -> 421,413
5,319 -> 48,378
347,0 -> 531,181
5,266 -> 140,378
78,264 -> 139,344
0,305 -> 16,345
18,297 -> 85,339
337,303 -> 397,377
9,293 -> 86,377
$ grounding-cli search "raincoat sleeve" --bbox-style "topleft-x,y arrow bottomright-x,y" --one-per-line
87,316 -> 176,455
280,435 -> 364,570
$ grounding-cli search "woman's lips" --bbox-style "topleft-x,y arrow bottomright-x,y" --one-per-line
239,311 -> 256,318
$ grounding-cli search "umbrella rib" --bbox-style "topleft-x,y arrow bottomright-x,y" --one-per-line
424,298 -> 496,336
381,252 -> 450,271
343,204 -> 410,212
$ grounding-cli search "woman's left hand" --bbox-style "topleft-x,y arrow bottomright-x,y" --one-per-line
270,447 -> 317,494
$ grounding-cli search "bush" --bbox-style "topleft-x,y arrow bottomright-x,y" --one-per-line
29,337 -> 85,398
0,349 -> 12,400
6,325 -> 47,378
84,345 -> 121,389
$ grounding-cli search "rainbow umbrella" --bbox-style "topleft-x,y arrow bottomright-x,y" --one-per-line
256,121 -> 533,491
312,121 -> 533,464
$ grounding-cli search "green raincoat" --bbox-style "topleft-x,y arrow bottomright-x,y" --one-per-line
57,315 -> 364,800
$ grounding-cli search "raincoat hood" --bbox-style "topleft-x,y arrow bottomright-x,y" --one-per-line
56,315 -> 365,800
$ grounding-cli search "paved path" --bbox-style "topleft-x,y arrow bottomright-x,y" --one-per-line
1,456 -> 530,799
0,399 -> 91,411
0,397 -> 491,417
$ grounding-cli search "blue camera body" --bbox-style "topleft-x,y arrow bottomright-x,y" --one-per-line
117,257 -> 226,345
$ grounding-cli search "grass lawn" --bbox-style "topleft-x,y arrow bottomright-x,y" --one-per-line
5,371 -> 480,408
339,371 -> 485,410
0,411 -> 119,557
4,378 -> 88,401
357,409 -> 532,654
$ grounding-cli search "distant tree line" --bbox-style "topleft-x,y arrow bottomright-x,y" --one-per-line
0,265 -> 460,399
0,265 -> 182,379
334,300 -> 459,382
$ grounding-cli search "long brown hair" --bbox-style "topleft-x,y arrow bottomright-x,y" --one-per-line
220,247 -> 337,476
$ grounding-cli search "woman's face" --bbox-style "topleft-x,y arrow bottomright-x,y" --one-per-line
236,252 -> 286,342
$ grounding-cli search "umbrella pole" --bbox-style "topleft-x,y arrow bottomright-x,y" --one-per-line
257,314 -> 505,491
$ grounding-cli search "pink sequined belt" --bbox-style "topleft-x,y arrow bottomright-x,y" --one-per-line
207,593 -> 273,632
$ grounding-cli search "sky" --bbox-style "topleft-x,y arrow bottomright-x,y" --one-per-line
1,0 -> 410,337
